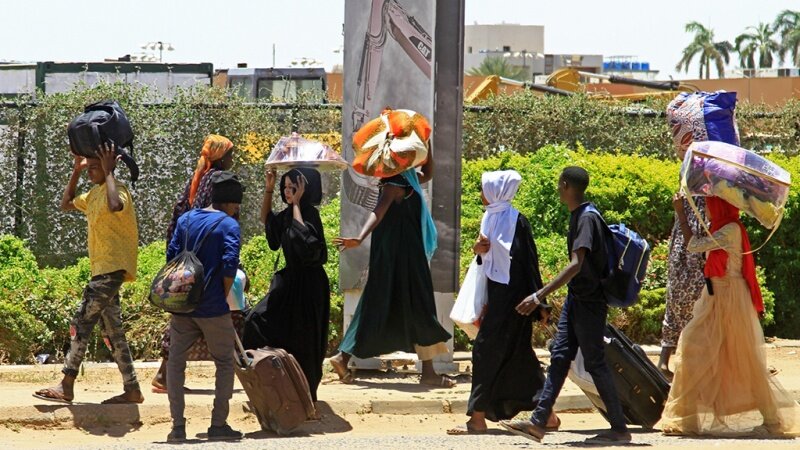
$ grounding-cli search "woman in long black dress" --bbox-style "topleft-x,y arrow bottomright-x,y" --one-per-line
243,168 -> 330,402
448,170 -> 558,434
331,158 -> 455,388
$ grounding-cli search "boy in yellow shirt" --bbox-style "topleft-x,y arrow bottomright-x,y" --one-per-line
33,143 -> 143,404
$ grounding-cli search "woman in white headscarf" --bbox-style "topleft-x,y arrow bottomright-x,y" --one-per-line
448,170 -> 558,435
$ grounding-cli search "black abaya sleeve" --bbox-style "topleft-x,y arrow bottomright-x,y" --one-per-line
265,210 -> 285,251
519,215 -> 544,292
517,214 -> 551,319
286,207 -> 328,266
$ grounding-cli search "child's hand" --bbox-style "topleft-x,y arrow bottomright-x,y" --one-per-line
96,142 -> 121,175
73,154 -> 88,171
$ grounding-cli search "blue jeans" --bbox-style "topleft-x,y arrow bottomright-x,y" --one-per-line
531,296 -> 627,432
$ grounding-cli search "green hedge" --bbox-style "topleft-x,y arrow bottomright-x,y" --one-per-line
463,93 -> 800,159
1,83 -> 798,266
0,83 -> 340,266
0,80 -> 797,360
2,146 -> 792,363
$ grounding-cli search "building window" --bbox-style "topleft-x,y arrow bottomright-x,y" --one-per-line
502,45 -> 511,52
467,46 -> 472,54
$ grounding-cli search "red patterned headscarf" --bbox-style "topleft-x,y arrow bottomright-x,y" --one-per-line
189,134 -> 234,206
704,196 -> 764,313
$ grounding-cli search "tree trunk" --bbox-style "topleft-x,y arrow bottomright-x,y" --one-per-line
705,56 -> 710,79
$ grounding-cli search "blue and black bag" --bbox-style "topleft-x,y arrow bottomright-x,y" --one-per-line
583,204 -> 651,308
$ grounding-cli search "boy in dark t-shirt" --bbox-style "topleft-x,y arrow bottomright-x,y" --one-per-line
501,167 -> 631,445
567,199 -> 608,302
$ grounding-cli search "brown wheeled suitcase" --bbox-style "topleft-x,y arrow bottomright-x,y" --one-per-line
234,335 -> 316,435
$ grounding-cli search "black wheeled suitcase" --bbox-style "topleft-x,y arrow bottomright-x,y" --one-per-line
566,324 -> 670,429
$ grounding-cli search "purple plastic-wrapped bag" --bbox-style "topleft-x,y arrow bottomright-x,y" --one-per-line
680,141 -> 791,229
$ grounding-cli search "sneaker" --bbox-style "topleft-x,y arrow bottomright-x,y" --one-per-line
208,423 -> 243,441
584,429 -> 632,445
167,425 -> 186,442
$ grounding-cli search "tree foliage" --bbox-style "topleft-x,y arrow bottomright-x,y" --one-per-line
467,56 -> 527,81
735,22 -> 781,69
676,22 -> 733,79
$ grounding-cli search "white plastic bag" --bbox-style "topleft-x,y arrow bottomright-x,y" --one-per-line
568,349 -> 598,396
450,257 -> 488,340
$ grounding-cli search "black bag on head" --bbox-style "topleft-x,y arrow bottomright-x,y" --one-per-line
67,100 -> 139,182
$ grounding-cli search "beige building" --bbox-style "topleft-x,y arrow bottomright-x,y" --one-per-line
464,23 -> 545,80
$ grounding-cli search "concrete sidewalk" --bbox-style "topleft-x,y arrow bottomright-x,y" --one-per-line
1,343 -> 798,430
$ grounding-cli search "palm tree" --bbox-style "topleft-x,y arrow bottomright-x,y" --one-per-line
735,23 -> 781,69
467,56 -> 527,81
774,9 -> 800,67
676,22 -> 733,79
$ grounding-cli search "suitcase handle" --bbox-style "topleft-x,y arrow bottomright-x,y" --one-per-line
233,333 -> 253,369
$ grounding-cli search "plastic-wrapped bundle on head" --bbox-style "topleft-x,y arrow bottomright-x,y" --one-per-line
667,91 -> 739,156
352,108 -> 431,179
681,141 -> 791,229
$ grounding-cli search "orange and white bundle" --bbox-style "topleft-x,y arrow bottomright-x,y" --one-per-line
352,108 -> 431,178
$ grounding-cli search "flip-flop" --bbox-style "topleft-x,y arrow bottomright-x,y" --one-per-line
32,389 -> 73,404
499,420 -> 545,443
446,424 -> 487,435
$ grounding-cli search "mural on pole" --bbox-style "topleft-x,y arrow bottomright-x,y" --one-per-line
341,0 -> 434,290
341,0 -> 464,369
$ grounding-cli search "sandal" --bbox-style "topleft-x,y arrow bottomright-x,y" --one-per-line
330,357 -> 355,384
32,388 -> 73,404
446,424 -> 487,435
421,375 -> 456,388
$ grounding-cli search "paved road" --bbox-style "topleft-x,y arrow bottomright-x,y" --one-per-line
4,413 -> 797,450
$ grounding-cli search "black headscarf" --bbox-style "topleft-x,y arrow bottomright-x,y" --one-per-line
280,168 -> 322,207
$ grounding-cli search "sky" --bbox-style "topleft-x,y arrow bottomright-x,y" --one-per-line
0,0 -> 797,80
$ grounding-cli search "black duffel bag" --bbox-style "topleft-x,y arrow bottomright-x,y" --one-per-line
67,100 -> 139,182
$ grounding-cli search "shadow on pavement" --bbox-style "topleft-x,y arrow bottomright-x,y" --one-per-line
244,401 -> 353,439
33,403 -> 143,437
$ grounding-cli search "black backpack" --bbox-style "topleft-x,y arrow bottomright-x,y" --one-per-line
67,100 -> 139,182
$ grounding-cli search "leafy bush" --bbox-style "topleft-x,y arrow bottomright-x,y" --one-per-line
0,142 -> 796,362
461,145 -> 679,243
0,296 -> 47,363
118,241 -> 171,360
747,154 -> 800,337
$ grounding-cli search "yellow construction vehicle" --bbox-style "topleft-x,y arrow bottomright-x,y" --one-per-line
466,68 -> 696,103
545,67 -> 695,101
